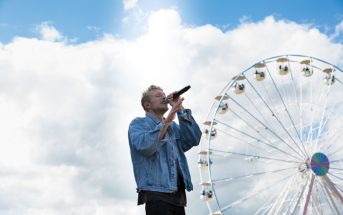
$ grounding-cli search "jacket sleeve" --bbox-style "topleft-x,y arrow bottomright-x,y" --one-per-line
128,118 -> 166,157
177,109 -> 202,152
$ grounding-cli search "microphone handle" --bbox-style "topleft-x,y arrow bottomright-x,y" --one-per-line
172,85 -> 191,99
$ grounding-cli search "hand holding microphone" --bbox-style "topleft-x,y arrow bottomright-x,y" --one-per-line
160,85 -> 191,140
163,85 -> 191,105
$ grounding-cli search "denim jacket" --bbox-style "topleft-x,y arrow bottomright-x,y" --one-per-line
128,109 -> 202,193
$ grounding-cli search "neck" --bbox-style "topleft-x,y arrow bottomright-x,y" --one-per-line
148,110 -> 164,121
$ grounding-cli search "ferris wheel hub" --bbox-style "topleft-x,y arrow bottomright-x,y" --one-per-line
298,160 -> 310,173
310,152 -> 330,176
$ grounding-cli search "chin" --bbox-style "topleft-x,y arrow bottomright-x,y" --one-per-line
159,107 -> 169,114
161,104 -> 168,110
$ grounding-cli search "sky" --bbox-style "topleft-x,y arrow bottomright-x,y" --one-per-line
0,0 -> 342,215
1,0 -> 343,43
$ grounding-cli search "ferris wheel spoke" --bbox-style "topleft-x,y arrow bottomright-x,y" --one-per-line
312,191 -> 324,215
288,60 -> 305,149
215,119 -> 303,161
327,139 -> 343,157
316,180 -> 337,214
330,167 -> 343,172
254,196 -> 275,215
324,175 -> 343,203
306,78 -> 331,155
327,134 -> 343,157
214,118 -> 266,143
335,77 -> 343,85
264,64 -> 309,158
287,58 -> 301,109
254,170 -> 302,215
317,118 -> 342,153
228,94 -> 305,159
330,171 -> 343,177
313,114 -> 329,152
296,58 -> 320,146
288,173 -> 312,215
210,149 -> 300,165
326,126 -> 343,156
266,172 -> 301,214
284,176 -> 308,214
212,167 -> 295,184
328,172 -> 343,181
302,83 -> 319,154
328,175 -> 343,190
328,147 -> 343,158
313,83 -> 333,153
216,128 -> 284,158
224,106 -> 299,158
214,129 -> 283,160
302,174 -> 315,215
236,79 -> 306,160
218,173 -> 296,213
284,60 -> 302,130
228,108 -> 274,144
319,91 -> 343,132
305,85 -> 316,155
244,93 -> 274,129
260,82 -> 278,111
209,148 -> 298,169
319,176 -> 343,214
330,159 -> 343,164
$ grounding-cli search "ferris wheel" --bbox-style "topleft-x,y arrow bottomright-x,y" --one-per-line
198,54 -> 343,215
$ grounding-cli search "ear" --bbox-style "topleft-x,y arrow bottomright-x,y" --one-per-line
144,102 -> 151,109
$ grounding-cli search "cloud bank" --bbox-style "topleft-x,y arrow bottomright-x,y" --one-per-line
0,8 -> 342,215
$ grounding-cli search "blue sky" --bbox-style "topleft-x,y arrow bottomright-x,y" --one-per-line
1,0 -> 342,43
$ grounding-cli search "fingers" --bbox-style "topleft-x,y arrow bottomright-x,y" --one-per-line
167,95 -> 184,108
167,91 -> 178,100
171,97 -> 184,110
175,97 -> 184,104
165,99 -> 184,123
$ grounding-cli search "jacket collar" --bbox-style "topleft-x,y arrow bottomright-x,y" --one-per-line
145,112 -> 164,124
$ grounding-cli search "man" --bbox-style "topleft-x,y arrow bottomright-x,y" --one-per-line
128,85 -> 202,215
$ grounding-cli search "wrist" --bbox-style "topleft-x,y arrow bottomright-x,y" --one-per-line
163,120 -> 171,126
177,109 -> 187,117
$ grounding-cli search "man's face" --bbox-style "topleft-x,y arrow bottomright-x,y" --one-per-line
148,89 -> 169,114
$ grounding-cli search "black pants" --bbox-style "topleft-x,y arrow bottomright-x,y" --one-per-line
145,200 -> 186,215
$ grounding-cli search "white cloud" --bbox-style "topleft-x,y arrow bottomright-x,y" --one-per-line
87,25 -> 101,33
121,6 -> 149,37
123,0 -> 139,11
36,22 -> 64,42
331,20 -> 343,40
0,8 -> 342,215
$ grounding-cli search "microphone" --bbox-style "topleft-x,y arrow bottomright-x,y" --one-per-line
162,85 -> 191,104
172,85 -> 191,99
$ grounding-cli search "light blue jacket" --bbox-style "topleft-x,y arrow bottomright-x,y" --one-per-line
128,109 -> 201,193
